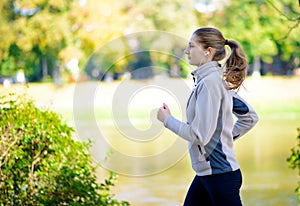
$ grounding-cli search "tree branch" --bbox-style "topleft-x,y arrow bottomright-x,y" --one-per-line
29,150 -> 41,194
0,129 -> 22,168
278,21 -> 300,40
265,0 -> 300,21
264,0 -> 300,40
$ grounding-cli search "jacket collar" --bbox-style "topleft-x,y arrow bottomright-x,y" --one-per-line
191,61 -> 220,84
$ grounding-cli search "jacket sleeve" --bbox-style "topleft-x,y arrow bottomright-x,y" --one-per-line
164,81 -> 221,145
231,91 -> 259,140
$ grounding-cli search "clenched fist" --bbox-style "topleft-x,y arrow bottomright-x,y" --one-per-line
157,103 -> 171,123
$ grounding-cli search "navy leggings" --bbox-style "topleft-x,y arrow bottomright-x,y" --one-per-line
183,169 -> 242,206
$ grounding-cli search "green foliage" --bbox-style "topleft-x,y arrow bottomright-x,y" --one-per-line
0,0 -> 75,81
287,128 -> 300,199
194,0 -> 299,70
0,93 -> 129,205
178,59 -> 193,78
1,0 -> 299,80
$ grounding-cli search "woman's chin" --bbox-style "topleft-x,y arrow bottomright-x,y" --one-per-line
188,60 -> 194,65
189,61 -> 198,66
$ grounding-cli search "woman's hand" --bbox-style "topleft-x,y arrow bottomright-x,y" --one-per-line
157,103 -> 171,123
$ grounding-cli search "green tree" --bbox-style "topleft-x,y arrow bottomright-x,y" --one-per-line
67,0 -> 130,73
0,0 -> 75,82
110,0 -> 197,77
0,0 -> 19,77
0,93 -> 129,205
287,128 -> 300,199
193,0 -> 300,75
80,0 -> 198,79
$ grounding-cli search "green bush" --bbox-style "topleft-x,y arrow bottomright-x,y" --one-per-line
0,93 -> 129,205
287,128 -> 300,199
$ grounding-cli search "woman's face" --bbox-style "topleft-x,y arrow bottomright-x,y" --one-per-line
184,34 -> 208,67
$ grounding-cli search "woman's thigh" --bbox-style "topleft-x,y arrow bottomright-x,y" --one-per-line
183,175 -> 213,206
202,169 -> 243,206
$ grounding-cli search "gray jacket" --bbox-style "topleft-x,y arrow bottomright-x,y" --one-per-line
164,61 -> 259,176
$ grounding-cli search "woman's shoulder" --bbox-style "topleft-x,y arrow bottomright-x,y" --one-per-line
201,71 -> 224,88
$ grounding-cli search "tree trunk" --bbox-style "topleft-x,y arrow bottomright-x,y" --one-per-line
252,56 -> 261,80
53,60 -> 61,86
42,56 -> 48,80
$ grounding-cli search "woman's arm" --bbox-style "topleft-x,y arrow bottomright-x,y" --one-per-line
231,91 -> 259,140
162,81 -> 221,145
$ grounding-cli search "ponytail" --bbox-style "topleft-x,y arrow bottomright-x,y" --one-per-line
223,40 -> 248,90
192,28 -> 248,90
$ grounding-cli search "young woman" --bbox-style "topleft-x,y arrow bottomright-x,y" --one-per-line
157,27 -> 259,206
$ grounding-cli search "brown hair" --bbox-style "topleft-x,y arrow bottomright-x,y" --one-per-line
193,27 -> 248,90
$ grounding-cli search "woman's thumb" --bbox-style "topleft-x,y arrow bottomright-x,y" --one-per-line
163,103 -> 168,109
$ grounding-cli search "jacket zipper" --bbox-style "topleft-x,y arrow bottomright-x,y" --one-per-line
197,145 -> 203,155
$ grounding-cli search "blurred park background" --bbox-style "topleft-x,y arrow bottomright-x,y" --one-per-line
0,0 -> 300,205
0,0 -> 299,83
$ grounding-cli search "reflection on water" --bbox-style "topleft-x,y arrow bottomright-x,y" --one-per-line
236,118 -> 299,206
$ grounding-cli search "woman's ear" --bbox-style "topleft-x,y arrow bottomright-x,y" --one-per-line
206,47 -> 215,59
207,47 -> 215,55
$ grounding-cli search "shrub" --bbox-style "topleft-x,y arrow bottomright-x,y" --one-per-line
0,93 -> 129,205
287,128 -> 300,199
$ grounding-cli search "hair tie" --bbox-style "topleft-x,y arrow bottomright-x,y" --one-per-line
225,39 -> 228,45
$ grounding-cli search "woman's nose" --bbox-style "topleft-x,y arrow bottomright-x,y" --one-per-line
184,48 -> 189,54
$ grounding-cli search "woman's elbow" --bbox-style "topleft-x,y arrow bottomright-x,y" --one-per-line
251,113 -> 259,127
